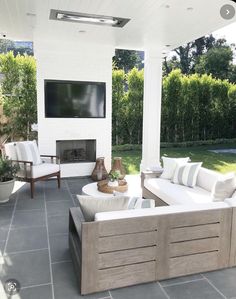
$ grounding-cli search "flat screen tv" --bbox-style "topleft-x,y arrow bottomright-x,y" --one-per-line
44,80 -> 106,118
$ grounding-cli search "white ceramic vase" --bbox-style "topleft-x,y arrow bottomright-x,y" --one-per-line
0,179 -> 15,203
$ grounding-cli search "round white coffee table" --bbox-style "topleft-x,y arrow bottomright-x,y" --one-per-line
82,175 -> 142,197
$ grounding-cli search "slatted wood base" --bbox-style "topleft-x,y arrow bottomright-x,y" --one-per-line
69,207 -> 233,295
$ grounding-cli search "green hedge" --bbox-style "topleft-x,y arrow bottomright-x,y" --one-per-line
112,138 -> 236,151
112,68 -> 236,145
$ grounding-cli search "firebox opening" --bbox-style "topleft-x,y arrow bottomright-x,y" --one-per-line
56,139 -> 96,164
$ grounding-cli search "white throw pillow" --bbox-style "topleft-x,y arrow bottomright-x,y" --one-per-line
213,175 -> 236,201
15,140 -> 42,165
172,162 -> 202,188
161,157 -> 190,180
77,195 -> 130,221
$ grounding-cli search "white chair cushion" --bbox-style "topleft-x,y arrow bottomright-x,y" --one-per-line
161,157 -> 189,180
144,178 -> 213,205
95,202 -> 229,221
172,162 -> 202,188
18,163 -> 60,179
15,140 -> 42,165
4,142 -> 18,160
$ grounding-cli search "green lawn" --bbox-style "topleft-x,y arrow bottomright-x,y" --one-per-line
112,143 -> 236,174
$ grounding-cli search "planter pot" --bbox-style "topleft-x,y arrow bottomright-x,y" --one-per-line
0,179 -> 15,203
107,180 -> 119,187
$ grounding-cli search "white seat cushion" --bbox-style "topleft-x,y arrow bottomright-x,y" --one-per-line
18,163 -> 60,179
95,202 -> 229,221
144,178 -> 213,205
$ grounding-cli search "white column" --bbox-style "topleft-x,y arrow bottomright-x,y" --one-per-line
141,51 -> 163,171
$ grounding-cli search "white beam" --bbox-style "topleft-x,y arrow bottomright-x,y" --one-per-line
141,50 -> 163,171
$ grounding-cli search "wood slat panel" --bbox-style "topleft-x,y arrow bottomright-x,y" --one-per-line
170,251 -> 219,277
81,222 -> 99,295
98,246 -> 156,269
170,238 -> 219,257
98,217 -> 157,237
169,210 -> 221,228
99,231 -> 157,252
230,208 -> 236,266
170,223 -> 220,242
98,261 -> 156,291
218,208 -> 232,268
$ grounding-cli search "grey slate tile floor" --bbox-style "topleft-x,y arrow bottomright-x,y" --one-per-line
1,177 -> 236,299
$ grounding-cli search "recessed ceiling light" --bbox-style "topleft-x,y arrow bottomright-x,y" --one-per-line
50,9 -> 130,28
187,7 -> 194,11
165,45 -> 171,47
78,30 -> 86,33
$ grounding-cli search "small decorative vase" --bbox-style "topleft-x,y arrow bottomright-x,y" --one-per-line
91,157 -> 108,181
108,180 -> 119,187
111,157 -> 126,179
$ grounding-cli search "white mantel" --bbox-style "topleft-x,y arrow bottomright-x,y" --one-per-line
34,40 -> 114,177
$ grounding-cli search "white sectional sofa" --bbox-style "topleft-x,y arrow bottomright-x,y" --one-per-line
142,166 -> 235,206
69,164 -> 236,295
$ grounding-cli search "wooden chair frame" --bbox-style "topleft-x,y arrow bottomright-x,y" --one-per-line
12,155 -> 61,198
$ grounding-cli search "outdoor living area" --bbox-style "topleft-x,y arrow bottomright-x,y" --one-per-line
1,0 -> 236,298
0,176 -> 236,299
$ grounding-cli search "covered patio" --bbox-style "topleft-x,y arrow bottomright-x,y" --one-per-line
1,179 -> 236,299
1,0 -> 236,298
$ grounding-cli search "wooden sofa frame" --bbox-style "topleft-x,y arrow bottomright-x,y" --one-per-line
69,206 -> 235,295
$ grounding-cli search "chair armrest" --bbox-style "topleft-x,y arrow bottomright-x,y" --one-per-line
40,155 -> 60,164
11,159 -> 33,166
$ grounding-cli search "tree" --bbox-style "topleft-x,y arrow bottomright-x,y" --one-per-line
112,69 -> 126,145
0,39 -> 14,54
113,50 -> 143,73
0,52 -> 37,140
195,46 -> 233,80
125,68 -> 144,144
163,35 -> 236,77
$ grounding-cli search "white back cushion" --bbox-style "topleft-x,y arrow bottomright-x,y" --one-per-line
196,167 -> 221,192
15,141 -> 42,165
4,142 -> 18,160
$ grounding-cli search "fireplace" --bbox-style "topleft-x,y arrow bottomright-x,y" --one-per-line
56,140 -> 96,164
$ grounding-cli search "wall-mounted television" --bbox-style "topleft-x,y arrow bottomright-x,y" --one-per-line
44,80 -> 106,118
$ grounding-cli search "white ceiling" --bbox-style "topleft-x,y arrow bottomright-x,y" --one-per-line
0,0 -> 236,52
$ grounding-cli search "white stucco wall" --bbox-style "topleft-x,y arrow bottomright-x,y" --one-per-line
34,40 -> 114,177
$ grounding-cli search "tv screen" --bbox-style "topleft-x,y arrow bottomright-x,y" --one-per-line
44,80 -> 106,118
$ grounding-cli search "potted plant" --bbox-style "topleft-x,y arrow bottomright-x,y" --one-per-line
0,157 -> 19,203
108,170 -> 120,187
